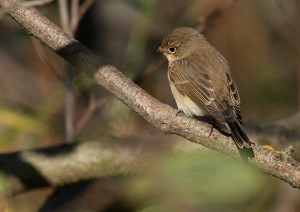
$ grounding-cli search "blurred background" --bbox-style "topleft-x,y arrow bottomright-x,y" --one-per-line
0,0 -> 300,211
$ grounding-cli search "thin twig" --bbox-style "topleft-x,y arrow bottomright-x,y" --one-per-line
196,0 -> 238,32
263,0 -> 300,108
58,0 -> 70,34
64,65 -> 75,143
31,37 -> 64,81
78,0 -> 95,21
20,0 -> 54,7
58,0 -> 75,143
75,94 -> 106,135
70,0 -> 79,35
0,0 -> 55,19
134,57 -> 166,84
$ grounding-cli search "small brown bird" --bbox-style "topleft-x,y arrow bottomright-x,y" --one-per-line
158,27 -> 254,158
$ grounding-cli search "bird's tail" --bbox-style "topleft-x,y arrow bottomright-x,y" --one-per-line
227,121 -> 254,159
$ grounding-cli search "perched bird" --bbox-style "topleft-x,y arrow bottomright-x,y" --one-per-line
158,27 -> 254,158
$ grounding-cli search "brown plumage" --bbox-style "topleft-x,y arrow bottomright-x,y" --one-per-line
158,27 -> 254,158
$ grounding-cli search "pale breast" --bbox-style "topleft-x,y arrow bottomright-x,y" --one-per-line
169,79 -> 207,117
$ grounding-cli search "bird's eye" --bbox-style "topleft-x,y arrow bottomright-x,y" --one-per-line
168,47 -> 176,53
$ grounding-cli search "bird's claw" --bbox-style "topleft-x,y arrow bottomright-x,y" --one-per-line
175,110 -> 182,117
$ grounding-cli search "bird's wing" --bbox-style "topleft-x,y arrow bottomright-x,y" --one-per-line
168,59 -> 224,123
169,59 -> 252,151
223,71 -> 242,123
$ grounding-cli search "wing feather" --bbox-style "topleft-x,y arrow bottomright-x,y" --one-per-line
168,59 -> 223,120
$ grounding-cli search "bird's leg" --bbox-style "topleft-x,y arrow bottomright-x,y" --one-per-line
175,109 -> 182,117
207,118 -> 216,137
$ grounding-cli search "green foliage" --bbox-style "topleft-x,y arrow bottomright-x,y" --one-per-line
127,150 -> 267,211
0,107 -> 48,134
0,172 -> 10,197
123,0 -> 158,78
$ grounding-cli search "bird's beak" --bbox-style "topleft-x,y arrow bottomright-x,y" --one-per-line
157,46 -> 162,53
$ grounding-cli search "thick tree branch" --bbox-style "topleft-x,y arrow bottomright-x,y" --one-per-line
0,137 -> 165,195
1,2 -> 300,189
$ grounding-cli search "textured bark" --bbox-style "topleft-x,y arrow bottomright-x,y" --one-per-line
0,1 -> 299,193
0,135 -> 207,195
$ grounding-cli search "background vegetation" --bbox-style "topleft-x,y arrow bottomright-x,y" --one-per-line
0,0 -> 300,211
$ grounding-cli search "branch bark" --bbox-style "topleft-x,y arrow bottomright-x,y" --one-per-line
1,1 -> 300,190
0,137 -> 165,195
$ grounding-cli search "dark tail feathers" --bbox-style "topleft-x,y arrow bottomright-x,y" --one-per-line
227,121 -> 254,159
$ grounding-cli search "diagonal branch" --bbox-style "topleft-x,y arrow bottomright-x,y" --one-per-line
1,2 -> 300,189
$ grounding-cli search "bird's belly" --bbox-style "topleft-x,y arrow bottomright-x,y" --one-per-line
169,82 -> 207,117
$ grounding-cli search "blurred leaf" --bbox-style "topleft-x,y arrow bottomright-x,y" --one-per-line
0,172 -> 10,198
128,150 -> 267,210
139,206 -> 165,212
0,107 -> 48,134
0,128 -> 18,146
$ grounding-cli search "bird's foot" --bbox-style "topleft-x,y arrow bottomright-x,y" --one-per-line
207,119 -> 216,138
175,109 -> 182,117
207,125 -> 214,137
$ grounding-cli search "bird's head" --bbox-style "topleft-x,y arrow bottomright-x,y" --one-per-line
158,27 -> 205,63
